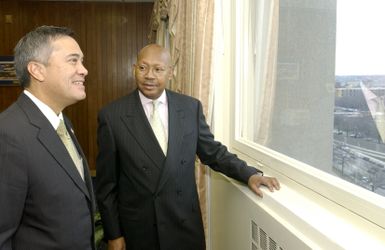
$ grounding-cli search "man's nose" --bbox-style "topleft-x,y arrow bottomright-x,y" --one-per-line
144,68 -> 155,78
78,63 -> 88,76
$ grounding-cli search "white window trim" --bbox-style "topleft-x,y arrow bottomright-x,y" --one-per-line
227,0 -> 385,230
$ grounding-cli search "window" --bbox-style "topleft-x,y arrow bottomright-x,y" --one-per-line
334,0 -> 385,195
228,0 -> 385,228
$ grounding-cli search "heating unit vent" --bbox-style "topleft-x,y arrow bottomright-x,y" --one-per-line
251,220 -> 285,250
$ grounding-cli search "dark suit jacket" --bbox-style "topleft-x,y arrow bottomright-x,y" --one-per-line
0,94 -> 95,250
96,89 -> 258,250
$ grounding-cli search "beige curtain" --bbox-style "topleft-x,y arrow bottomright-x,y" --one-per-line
149,0 -> 215,242
254,0 -> 279,144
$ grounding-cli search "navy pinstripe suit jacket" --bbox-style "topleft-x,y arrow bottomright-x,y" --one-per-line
96,89 -> 258,250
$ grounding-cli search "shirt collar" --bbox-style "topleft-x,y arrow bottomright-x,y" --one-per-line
138,89 -> 167,106
24,90 -> 63,129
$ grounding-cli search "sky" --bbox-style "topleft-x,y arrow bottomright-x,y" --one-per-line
335,0 -> 385,76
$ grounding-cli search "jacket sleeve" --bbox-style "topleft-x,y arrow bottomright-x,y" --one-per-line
95,110 -> 122,240
195,101 -> 260,183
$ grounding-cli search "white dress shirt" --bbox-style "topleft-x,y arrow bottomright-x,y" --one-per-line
24,90 -> 62,130
139,90 -> 169,141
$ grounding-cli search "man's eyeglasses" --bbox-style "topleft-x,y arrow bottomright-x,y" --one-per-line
135,65 -> 169,76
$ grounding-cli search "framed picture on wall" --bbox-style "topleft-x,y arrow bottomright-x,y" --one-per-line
0,56 -> 18,86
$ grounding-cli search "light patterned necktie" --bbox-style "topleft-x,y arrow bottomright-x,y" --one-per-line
150,100 -> 168,155
56,119 -> 84,180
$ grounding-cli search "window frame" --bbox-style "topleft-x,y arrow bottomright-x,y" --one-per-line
227,0 -> 385,229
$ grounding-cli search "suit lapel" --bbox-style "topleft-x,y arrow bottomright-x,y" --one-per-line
120,91 -> 166,168
156,91 -> 185,193
17,94 -> 91,201
64,116 -> 93,201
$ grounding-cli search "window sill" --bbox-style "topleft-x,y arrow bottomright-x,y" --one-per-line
231,138 -> 385,229
209,159 -> 385,249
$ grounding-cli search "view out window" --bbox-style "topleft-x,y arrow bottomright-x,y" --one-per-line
234,0 -> 385,197
334,0 -> 385,196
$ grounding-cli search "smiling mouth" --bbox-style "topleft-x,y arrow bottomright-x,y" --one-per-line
73,81 -> 84,85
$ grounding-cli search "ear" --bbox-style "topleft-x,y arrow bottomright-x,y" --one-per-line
132,64 -> 136,78
27,61 -> 45,82
167,66 -> 174,80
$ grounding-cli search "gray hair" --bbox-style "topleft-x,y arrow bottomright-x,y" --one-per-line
14,25 -> 75,88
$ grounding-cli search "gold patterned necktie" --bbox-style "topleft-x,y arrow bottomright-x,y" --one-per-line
150,100 -> 168,155
56,119 -> 84,180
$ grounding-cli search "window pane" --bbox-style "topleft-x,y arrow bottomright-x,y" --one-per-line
240,0 -> 385,197
249,0 -> 336,173
334,0 -> 385,196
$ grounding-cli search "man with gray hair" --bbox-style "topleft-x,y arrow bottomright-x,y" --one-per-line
0,25 -> 95,250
